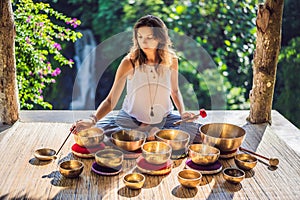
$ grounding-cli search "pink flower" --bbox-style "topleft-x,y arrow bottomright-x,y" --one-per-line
199,108 -> 207,118
26,16 -> 32,23
51,68 -> 61,76
53,43 -> 62,51
25,36 -> 31,44
68,59 -> 74,64
66,18 -> 79,28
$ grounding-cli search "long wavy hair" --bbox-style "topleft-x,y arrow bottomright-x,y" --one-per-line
129,15 -> 174,71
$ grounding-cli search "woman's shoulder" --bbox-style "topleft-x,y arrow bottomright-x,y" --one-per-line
120,54 -> 135,68
115,55 -> 135,76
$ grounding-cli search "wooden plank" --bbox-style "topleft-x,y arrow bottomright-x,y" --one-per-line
0,111 -> 300,199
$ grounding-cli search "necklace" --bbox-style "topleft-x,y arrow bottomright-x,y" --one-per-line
146,64 -> 159,117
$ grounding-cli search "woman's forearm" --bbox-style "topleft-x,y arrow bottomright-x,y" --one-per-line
93,99 -> 113,121
171,90 -> 185,115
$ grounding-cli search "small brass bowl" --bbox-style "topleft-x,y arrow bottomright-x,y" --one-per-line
223,167 -> 245,184
74,127 -> 104,147
234,153 -> 257,170
141,141 -> 172,165
177,169 -> 202,188
95,149 -> 124,168
200,123 -> 246,152
188,144 -> 220,165
111,129 -> 146,151
123,173 -> 145,189
154,129 -> 190,151
59,160 -> 84,178
34,148 -> 57,161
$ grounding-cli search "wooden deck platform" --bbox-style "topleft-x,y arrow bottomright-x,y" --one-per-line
0,110 -> 299,199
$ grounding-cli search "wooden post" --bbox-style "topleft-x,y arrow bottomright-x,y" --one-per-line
248,0 -> 284,124
0,0 -> 19,124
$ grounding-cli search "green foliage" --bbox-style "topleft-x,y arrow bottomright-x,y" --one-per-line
13,0 -> 82,109
64,0 -> 257,110
274,37 -> 300,128
68,0 -> 127,41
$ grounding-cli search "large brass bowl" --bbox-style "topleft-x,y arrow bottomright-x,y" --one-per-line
141,141 -> 172,165
111,129 -> 146,151
188,144 -> 220,165
154,129 -> 190,151
200,123 -> 246,152
222,167 -> 245,184
95,149 -> 124,169
234,153 -> 257,170
123,173 -> 145,189
59,160 -> 84,178
177,169 -> 202,188
74,127 -> 104,147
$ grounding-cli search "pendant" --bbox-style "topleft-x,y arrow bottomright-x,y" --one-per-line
150,107 -> 154,117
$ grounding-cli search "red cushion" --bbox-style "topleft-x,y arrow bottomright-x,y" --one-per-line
71,143 -> 105,154
136,156 -> 172,171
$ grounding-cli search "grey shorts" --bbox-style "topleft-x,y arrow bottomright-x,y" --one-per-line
96,109 -> 201,143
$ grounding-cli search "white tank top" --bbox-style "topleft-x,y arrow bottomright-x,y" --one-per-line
122,64 -> 174,124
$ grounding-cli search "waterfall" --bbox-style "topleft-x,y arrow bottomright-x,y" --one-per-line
70,29 -> 97,109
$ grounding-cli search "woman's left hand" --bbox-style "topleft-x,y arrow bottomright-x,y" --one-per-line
180,112 -> 198,122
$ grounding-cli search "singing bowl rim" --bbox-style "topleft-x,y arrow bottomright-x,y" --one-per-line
111,129 -> 147,151
234,153 -> 258,170
141,141 -> 172,165
74,127 -> 105,147
94,148 -> 124,167
200,123 -> 246,139
188,144 -> 220,165
34,148 -> 57,160
154,129 -> 190,141
177,169 -> 202,188
188,143 -> 220,155
111,129 -> 147,141
199,123 -> 246,151
59,160 -> 84,178
222,167 -> 245,183
123,173 -> 145,189
75,127 -> 104,138
142,141 -> 172,154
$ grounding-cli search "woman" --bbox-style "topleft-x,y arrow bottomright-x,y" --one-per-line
72,15 -> 199,140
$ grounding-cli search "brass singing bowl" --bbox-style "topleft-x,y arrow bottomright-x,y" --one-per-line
154,129 -> 190,151
142,141 -> 172,165
59,160 -> 84,178
222,167 -> 245,184
188,144 -> 220,165
74,127 -> 104,147
200,123 -> 246,152
95,149 -> 124,168
123,173 -> 145,189
34,148 -> 57,161
234,153 -> 257,170
177,169 -> 202,188
111,129 -> 147,151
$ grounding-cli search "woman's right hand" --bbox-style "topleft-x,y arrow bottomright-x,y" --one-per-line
70,118 -> 96,134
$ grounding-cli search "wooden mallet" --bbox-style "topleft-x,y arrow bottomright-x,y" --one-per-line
239,147 -> 279,167
173,108 -> 207,125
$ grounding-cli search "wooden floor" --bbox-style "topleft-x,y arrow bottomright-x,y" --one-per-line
0,110 -> 299,199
